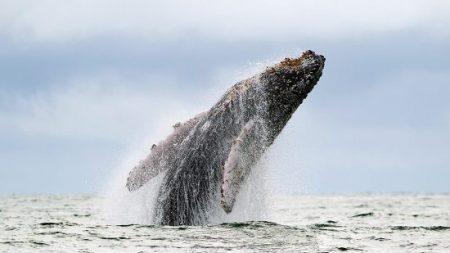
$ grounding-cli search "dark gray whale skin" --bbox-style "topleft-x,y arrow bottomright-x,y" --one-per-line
126,50 -> 325,225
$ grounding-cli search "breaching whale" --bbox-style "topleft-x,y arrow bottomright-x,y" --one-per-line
126,50 -> 325,225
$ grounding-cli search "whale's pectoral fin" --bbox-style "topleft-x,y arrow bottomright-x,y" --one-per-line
220,120 -> 263,213
126,112 -> 207,192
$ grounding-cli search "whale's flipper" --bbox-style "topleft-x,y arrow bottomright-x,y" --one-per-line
220,120 -> 262,213
126,112 -> 207,191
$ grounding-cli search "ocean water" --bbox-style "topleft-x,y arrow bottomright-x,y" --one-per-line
0,194 -> 449,253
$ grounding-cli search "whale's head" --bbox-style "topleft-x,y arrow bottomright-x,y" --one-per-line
257,50 -> 325,143
220,51 -> 325,214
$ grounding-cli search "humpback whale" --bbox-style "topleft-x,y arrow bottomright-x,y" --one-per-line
126,50 -> 325,225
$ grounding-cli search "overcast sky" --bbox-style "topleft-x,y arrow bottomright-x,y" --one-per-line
0,0 -> 449,194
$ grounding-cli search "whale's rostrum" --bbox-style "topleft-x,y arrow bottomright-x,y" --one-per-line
126,50 -> 325,225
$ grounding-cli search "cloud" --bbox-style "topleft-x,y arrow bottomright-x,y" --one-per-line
0,74 -> 209,144
1,0 -> 449,42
